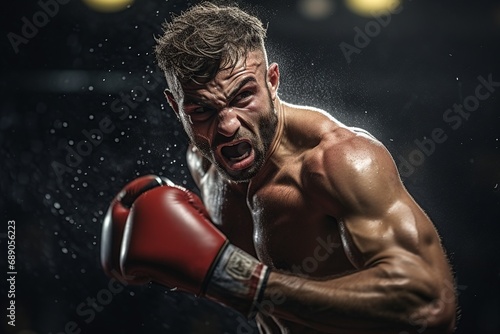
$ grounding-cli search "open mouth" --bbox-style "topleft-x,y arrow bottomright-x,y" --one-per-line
218,140 -> 255,171
221,141 -> 251,161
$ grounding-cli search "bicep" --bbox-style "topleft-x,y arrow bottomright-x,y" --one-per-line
322,135 -> 441,269
343,195 -> 438,270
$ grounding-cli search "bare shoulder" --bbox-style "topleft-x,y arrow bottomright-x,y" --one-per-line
186,144 -> 212,187
328,127 -> 401,208
295,109 -> 402,216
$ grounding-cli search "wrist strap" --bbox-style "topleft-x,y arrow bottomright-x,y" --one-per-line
205,244 -> 270,318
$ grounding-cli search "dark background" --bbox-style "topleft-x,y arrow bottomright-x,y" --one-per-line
1,0 -> 499,333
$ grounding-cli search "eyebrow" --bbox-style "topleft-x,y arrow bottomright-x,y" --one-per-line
183,76 -> 257,107
227,76 -> 257,101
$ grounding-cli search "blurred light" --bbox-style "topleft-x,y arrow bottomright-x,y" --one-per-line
345,0 -> 401,17
81,0 -> 134,13
298,0 -> 336,20
9,70 -> 131,93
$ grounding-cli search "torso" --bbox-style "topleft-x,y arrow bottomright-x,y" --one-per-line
246,148 -> 356,276
190,103 -> 366,333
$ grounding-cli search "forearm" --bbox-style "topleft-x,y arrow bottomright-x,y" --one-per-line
261,265 -> 453,334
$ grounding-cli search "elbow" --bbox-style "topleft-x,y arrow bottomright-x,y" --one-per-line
404,296 -> 456,333
377,264 -> 457,333
396,279 -> 457,333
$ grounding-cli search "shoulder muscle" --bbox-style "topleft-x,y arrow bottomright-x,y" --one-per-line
306,127 -> 402,217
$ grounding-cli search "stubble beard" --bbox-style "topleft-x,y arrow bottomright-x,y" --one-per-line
193,94 -> 278,183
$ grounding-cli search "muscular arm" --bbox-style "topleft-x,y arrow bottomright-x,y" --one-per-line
263,132 -> 457,333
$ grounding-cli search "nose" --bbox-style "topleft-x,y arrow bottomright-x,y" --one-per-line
217,108 -> 240,137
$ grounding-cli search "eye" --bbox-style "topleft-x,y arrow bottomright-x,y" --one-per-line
186,106 -> 215,122
232,91 -> 253,106
192,106 -> 207,114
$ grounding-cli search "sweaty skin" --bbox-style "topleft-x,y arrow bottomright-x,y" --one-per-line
170,50 -> 456,333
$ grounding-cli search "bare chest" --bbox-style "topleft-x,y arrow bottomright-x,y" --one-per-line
247,170 -> 355,276
199,164 -> 357,277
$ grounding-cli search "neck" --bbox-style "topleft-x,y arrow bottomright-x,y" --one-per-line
247,98 -> 286,194
266,98 -> 286,162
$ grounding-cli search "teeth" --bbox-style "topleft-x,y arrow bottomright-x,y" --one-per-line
229,150 -> 250,162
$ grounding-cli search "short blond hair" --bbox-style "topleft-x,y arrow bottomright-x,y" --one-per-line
155,2 -> 267,100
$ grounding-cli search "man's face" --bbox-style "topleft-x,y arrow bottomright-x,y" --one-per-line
173,50 -> 280,182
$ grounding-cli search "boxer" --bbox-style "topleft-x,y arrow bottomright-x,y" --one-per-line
101,2 -> 457,333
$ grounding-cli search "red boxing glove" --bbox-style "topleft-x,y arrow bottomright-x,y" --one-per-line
100,175 -> 166,283
100,175 -> 269,317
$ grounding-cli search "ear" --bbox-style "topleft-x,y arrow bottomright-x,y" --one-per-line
164,89 -> 180,115
267,62 -> 280,101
